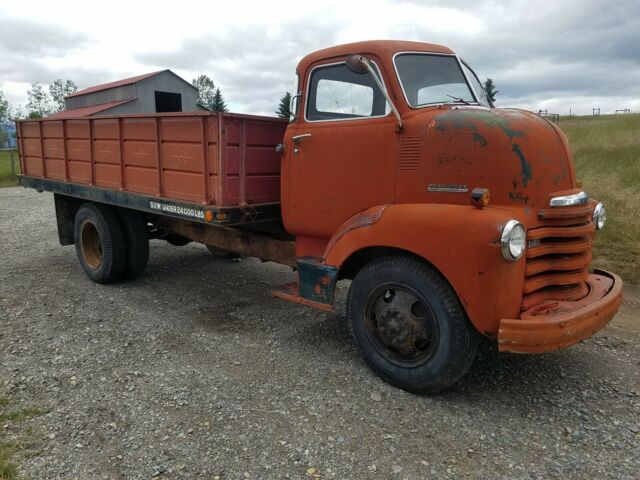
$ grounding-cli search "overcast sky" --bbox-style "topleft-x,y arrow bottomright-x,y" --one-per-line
1,0 -> 638,116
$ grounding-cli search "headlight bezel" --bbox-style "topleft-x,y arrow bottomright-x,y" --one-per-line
593,202 -> 606,230
501,220 -> 526,262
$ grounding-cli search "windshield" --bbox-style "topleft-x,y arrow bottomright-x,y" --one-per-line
394,53 -> 477,107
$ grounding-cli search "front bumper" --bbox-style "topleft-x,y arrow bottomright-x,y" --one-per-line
498,269 -> 623,353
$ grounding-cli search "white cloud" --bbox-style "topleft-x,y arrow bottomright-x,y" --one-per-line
1,0 -> 638,115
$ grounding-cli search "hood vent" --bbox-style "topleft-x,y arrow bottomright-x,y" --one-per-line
399,136 -> 422,170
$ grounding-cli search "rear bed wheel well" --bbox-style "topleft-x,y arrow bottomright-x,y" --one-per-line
54,194 -> 83,245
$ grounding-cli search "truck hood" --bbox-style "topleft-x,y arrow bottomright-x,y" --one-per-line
420,107 -> 577,216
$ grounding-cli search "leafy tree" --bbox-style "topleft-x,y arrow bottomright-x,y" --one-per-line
483,78 -> 498,104
26,82 -> 51,117
211,88 -> 228,112
10,105 -> 24,121
49,79 -> 77,112
192,74 -> 217,110
0,89 -> 9,121
276,92 -> 292,119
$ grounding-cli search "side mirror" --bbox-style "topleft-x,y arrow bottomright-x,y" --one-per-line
346,54 -> 369,74
289,93 -> 301,122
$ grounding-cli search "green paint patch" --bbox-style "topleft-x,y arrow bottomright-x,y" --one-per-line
472,132 -> 488,147
435,109 -> 526,140
512,143 -> 532,186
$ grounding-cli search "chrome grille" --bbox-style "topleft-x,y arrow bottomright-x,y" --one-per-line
522,204 -> 595,311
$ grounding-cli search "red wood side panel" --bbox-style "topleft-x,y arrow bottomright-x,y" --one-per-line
17,112 -> 287,208
42,121 -> 65,180
244,118 -> 285,204
66,120 -> 91,183
160,116 -> 206,203
122,118 -> 158,195
21,122 -> 44,176
93,119 -> 122,189
207,116 -> 221,205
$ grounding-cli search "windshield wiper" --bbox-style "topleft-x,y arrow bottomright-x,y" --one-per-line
446,94 -> 470,105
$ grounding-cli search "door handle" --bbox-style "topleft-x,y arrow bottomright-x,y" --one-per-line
292,133 -> 312,144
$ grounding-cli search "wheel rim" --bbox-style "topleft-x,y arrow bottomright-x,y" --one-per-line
364,283 -> 439,367
80,221 -> 103,270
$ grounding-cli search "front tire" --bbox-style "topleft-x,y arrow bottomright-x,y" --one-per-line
73,203 -> 127,284
347,256 -> 478,393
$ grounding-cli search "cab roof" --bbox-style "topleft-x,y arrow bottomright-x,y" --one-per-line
297,40 -> 455,73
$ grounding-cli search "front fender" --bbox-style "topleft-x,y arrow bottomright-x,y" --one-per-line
323,204 -> 526,337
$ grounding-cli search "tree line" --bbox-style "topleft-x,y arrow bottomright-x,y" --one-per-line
0,79 -> 78,120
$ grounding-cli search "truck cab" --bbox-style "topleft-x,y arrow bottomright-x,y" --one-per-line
277,40 -> 621,391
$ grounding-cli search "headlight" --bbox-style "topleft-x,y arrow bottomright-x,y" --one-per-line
501,220 -> 526,261
593,203 -> 606,230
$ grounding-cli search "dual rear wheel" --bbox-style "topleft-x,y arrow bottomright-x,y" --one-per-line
74,203 -> 149,284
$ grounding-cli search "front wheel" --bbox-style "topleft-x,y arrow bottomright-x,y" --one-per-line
347,256 -> 478,393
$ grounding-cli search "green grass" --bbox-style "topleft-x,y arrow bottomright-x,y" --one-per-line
0,407 -> 48,423
557,113 -> 640,285
0,150 -> 20,187
0,397 -> 47,480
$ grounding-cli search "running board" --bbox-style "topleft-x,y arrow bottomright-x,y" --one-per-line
271,257 -> 338,311
271,282 -> 334,312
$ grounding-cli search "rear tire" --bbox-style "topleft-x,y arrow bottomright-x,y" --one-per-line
347,256 -> 478,394
118,210 -> 149,280
74,203 -> 127,284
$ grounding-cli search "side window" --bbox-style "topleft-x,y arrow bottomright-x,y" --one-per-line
306,62 -> 388,121
461,63 -> 492,108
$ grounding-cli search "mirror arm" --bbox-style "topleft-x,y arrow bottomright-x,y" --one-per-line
289,93 -> 302,122
358,56 -> 403,130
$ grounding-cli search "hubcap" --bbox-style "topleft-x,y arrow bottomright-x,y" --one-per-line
365,284 -> 438,366
80,221 -> 103,270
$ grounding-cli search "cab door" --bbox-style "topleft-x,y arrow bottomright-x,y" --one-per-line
284,59 -> 399,240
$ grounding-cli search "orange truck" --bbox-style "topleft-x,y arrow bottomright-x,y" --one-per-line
16,40 -> 622,393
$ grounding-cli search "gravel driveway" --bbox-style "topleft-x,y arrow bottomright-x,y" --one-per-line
1,187 -> 639,480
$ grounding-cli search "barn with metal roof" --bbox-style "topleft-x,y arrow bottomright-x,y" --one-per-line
48,70 -> 204,119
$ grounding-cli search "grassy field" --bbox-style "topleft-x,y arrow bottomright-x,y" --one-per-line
0,150 -> 20,187
558,113 -> 640,285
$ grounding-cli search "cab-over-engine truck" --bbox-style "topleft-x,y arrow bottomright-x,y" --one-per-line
16,40 -> 622,393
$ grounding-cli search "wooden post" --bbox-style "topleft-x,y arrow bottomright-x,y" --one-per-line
216,113 -> 223,205
88,120 -> 95,185
17,122 -> 26,175
155,116 -> 164,196
38,121 -> 46,178
239,118 -> 246,204
201,115 -> 210,204
118,118 -> 125,190
62,120 -> 69,181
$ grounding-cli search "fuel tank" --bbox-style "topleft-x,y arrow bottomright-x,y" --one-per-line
395,106 -> 577,223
